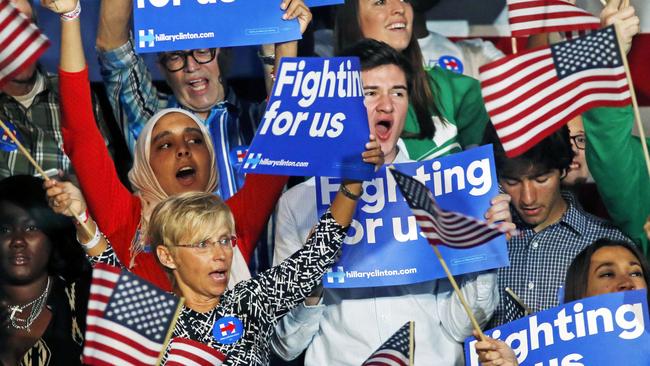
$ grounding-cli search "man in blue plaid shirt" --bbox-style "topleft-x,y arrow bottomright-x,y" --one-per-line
484,126 -> 632,327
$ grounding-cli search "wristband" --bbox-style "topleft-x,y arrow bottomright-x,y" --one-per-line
257,52 -> 276,66
339,183 -> 362,201
60,1 -> 81,21
77,224 -> 102,250
75,209 -> 89,225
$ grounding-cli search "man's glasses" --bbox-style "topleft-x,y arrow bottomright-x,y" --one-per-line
159,49 -> 217,72
173,236 -> 237,253
570,134 -> 586,150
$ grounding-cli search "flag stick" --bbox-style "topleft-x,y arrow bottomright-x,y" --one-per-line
156,297 -> 185,365
511,37 -> 518,54
0,118 -> 94,238
409,321 -> 415,366
505,287 -> 533,315
614,24 -> 650,180
599,0 -> 607,6
431,245 -> 486,341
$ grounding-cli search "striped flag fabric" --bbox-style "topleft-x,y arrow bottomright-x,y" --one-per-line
165,337 -> 226,366
83,263 -> 182,366
507,0 -> 600,37
0,0 -> 50,88
480,25 -> 631,157
361,321 -> 413,366
390,168 -> 509,248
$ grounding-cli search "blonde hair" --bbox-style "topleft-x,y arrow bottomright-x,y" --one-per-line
148,192 -> 234,253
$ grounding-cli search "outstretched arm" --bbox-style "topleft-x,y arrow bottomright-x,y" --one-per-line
96,0 -> 132,52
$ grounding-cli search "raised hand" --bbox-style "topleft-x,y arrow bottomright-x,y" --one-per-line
40,0 -> 78,14
600,0 -> 640,55
43,179 -> 87,219
362,134 -> 384,169
484,193 -> 517,240
474,331 -> 519,366
280,0 -> 312,34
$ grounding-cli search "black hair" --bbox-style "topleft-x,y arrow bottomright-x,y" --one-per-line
564,238 -> 650,305
338,39 -> 414,92
482,124 -> 575,179
409,0 -> 441,12
334,0 -> 440,140
0,175 -> 89,281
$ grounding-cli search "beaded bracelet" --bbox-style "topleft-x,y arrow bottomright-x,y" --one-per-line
60,1 -> 81,21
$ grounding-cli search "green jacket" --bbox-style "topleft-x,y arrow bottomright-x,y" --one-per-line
583,106 -> 649,256
402,67 -> 489,161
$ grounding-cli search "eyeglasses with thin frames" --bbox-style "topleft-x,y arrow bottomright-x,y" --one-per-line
159,49 -> 217,73
173,236 -> 237,252
570,134 -> 586,150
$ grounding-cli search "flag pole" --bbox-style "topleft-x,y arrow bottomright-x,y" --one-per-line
156,297 -> 185,365
613,24 -> 650,180
431,245 -> 486,341
0,118 -> 94,237
408,321 -> 415,366
511,37 -> 518,54
505,287 -> 533,316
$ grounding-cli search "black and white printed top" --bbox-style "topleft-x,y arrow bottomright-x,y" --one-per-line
89,210 -> 346,366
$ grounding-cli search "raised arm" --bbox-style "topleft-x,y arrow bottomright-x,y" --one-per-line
96,0 -> 132,52
42,0 -> 139,239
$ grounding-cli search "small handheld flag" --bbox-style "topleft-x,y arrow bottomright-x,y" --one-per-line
480,25 -> 631,157
361,321 -> 414,366
389,168 -> 510,248
83,264 -> 183,366
165,337 -> 226,366
507,0 -> 600,37
0,0 -> 50,88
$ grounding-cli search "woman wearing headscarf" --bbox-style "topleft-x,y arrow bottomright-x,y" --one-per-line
42,0 -> 310,291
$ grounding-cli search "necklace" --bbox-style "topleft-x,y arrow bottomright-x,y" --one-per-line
8,277 -> 51,332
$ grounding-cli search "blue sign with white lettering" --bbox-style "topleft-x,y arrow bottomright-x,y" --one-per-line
317,145 -> 509,288
465,290 -> 650,366
133,0 -> 301,53
242,57 -> 374,180
305,0 -> 344,6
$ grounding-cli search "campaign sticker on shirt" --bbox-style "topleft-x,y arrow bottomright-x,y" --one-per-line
212,316 -> 244,345
0,121 -> 21,152
229,145 -> 249,167
437,55 -> 464,74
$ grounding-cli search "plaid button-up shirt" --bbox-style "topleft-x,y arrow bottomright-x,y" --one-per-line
490,191 -> 632,327
0,70 -> 108,180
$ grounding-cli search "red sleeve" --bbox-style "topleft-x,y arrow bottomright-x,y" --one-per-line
227,174 -> 288,263
58,68 -> 140,250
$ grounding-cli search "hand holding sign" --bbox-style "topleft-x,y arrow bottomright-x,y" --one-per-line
280,0 -> 311,34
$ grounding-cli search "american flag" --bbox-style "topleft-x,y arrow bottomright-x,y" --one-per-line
507,0 -> 600,37
361,321 -> 413,366
83,263 -> 182,366
0,0 -> 50,88
480,25 -> 631,157
165,337 -> 226,366
390,168 -> 509,248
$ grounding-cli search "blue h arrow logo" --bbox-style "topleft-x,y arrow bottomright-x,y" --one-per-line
138,29 -> 155,48
326,266 -> 345,284
243,153 -> 262,170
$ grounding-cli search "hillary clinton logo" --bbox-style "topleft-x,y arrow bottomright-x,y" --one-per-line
0,120 -> 20,152
213,316 -> 244,344
438,55 -> 464,74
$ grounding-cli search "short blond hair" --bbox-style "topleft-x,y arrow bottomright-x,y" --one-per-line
148,192 -> 235,253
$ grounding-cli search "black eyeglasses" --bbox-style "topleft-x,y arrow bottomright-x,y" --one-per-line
159,49 -> 217,72
570,134 -> 586,150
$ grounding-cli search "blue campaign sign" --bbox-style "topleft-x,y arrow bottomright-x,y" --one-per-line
465,290 -> 650,366
317,145 -> 509,288
133,0 -> 301,53
242,57 -> 374,180
305,0 -> 344,6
